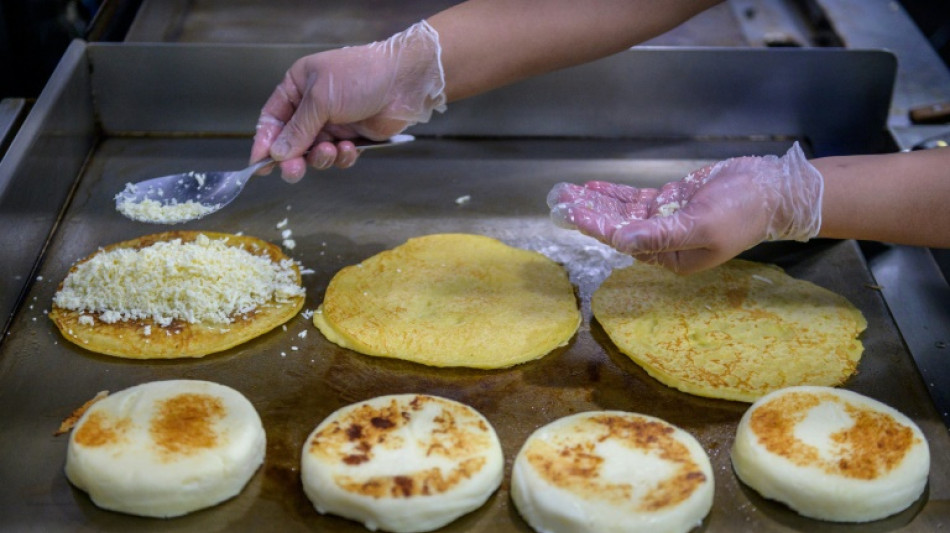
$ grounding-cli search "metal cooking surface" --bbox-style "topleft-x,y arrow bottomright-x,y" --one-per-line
0,136 -> 947,531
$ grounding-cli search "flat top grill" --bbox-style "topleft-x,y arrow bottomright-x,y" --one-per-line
0,42 -> 946,531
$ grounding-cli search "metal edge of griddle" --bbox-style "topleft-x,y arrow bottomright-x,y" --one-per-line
84,42 -> 897,157
0,39 -> 98,345
0,98 -> 28,161
865,244 -> 950,429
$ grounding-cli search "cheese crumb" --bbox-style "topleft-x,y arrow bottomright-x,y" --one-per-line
656,201 -> 683,218
116,195 -> 219,224
52,234 -> 304,327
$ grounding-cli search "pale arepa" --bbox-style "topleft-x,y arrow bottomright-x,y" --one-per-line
731,386 -> 930,522
65,380 -> 266,518
511,411 -> 714,533
301,394 -> 504,532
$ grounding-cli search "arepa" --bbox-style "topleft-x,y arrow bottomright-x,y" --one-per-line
65,380 -> 266,518
314,233 -> 580,368
301,394 -> 504,532
511,411 -> 714,533
592,259 -> 866,402
731,386 -> 930,522
49,231 -> 305,359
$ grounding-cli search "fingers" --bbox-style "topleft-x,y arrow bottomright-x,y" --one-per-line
277,140 -> 361,183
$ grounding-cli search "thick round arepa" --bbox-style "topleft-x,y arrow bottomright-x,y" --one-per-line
314,233 -> 581,368
300,394 -> 504,533
592,259 -> 867,402
731,386 -> 930,522
511,411 -> 714,533
49,231 -> 305,359
65,380 -> 266,518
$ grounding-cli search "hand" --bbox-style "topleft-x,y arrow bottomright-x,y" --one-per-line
251,21 -> 446,182
548,142 -> 824,274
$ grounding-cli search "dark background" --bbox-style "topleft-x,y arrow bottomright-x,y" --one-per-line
0,0 -> 948,100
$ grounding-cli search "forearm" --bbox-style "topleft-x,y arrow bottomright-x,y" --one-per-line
813,149 -> 950,247
427,0 -> 721,102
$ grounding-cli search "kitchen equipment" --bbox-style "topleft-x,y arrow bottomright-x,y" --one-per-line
114,134 -> 414,223
1,41 -> 946,532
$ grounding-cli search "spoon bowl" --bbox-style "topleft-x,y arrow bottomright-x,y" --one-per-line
115,134 -> 414,224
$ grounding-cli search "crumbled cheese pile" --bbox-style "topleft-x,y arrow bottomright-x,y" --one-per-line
53,234 -> 304,326
116,194 -> 219,224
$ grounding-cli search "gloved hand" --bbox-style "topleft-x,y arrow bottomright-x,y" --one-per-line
251,20 -> 447,181
548,142 -> 824,274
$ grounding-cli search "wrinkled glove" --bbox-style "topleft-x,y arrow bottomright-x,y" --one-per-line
548,142 -> 823,274
251,20 -> 446,179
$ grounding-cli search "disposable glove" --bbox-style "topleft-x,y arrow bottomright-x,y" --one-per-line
251,20 -> 446,180
547,142 -> 823,274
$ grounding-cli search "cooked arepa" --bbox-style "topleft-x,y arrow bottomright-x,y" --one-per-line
732,386 -> 930,522
314,233 -> 580,368
49,231 -> 305,358
511,411 -> 714,533
592,259 -> 867,402
65,380 -> 266,518
301,394 -> 504,533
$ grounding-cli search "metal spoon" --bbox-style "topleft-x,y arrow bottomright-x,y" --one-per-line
114,134 -> 415,224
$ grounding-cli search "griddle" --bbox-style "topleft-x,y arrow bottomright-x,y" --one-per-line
0,42 -> 946,531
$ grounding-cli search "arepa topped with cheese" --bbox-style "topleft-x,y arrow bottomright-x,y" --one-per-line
49,231 -> 305,358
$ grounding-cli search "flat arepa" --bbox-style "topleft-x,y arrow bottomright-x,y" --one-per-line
65,380 -> 266,518
49,231 -> 305,359
511,411 -> 714,533
301,394 -> 504,533
731,386 -> 930,522
314,233 -> 580,368
592,259 -> 866,402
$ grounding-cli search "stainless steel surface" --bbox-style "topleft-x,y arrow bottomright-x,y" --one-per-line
866,244 -> 950,428
115,135 -> 415,223
86,43 -> 896,157
0,41 -> 948,531
0,41 -> 97,339
816,0 -> 950,151
0,98 -> 27,159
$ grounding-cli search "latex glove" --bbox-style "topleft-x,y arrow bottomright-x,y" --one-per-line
251,20 -> 446,181
548,142 -> 823,274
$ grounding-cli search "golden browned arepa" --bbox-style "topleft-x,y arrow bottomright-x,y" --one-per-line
49,231 -> 305,359
314,233 -> 581,369
731,386 -> 929,522
510,411 -> 714,533
301,394 -> 504,532
592,260 -> 867,402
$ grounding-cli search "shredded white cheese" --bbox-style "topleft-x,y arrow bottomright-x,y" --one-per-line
116,195 -> 219,224
53,234 -> 304,327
